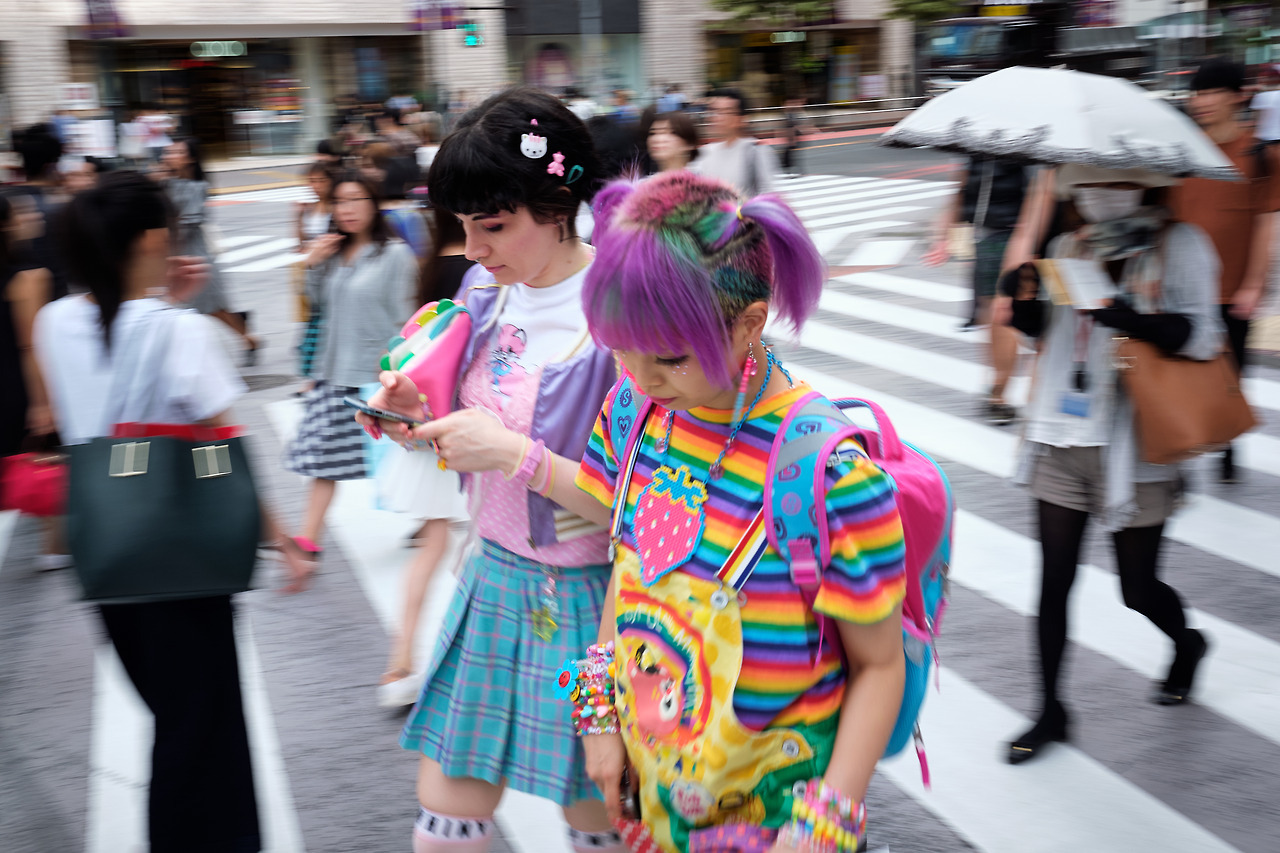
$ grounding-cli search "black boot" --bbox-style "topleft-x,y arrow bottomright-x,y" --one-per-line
1220,445 -> 1237,484
1007,702 -> 1069,765
1154,629 -> 1209,706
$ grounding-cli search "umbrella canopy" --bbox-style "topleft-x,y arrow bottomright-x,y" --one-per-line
882,66 -> 1239,181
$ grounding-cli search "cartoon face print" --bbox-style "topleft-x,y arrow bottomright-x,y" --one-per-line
628,642 -> 685,738
489,324 -> 529,401
520,131 -> 547,159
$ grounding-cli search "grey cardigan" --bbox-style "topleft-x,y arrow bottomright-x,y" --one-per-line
306,239 -> 418,388
1014,222 -> 1224,531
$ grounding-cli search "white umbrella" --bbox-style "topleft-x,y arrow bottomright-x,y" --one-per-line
882,66 -> 1239,181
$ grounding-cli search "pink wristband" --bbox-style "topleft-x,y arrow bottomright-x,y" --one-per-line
510,438 -> 545,486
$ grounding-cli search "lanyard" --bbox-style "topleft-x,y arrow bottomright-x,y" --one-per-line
1072,312 -> 1093,393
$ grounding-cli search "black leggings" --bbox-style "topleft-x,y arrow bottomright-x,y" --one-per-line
1035,500 -> 1188,715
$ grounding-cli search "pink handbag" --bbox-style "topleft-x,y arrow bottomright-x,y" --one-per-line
1,452 -> 68,517
380,298 -> 472,419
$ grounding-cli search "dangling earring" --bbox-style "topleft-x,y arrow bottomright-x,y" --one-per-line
728,341 -> 758,426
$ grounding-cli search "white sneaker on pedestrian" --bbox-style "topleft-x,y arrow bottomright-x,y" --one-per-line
35,553 -> 73,572
378,671 -> 424,708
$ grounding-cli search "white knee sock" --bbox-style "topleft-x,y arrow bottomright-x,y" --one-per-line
412,806 -> 495,853
567,826 -> 627,852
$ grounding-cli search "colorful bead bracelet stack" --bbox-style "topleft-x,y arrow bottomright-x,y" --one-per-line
554,642 -> 620,736
776,778 -> 866,853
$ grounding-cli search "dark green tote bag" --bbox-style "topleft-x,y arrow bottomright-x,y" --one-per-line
66,309 -> 261,604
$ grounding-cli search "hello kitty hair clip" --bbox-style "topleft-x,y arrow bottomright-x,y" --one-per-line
520,119 -> 548,159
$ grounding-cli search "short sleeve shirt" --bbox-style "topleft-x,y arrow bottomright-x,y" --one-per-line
576,382 -> 906,731
34,297 -> 245,445
1170,134 -> 1280,302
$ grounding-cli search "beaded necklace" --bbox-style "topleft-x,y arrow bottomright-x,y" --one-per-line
655,347 -> 790,480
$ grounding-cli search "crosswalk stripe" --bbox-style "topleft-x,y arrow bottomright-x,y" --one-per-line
800,318 -> 1280,474
837,270 -> 972,302
0,510 -> 16,574
840,239 -> 915,268
782,179 -> 949,204
217,187 -> 316,204
790,186 -> 956,221
784,363 -> 1280,581
88,621 -> 304,853
880,668 -> 1244,853
811,221 -> 911,257
220,234 -> 274,250
955,510 -> 1280,745
803,205 -> 929,233
217,237 -> 299,267
227,252 -> 306,274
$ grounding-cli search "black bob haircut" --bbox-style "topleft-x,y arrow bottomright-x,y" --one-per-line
426,87 -> 601,236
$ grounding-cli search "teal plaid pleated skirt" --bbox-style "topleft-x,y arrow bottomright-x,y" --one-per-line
400,539 -> 611,805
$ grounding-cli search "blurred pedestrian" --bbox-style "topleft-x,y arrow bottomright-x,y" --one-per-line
565,86 -> 598,122
161,139 -> 259,361
356,88 -> 620,853
10,124 -> 70,300
924,155 -> 1031,424
0,191 -> 54,472
645,111 -> 699,173
1171,58 -> 1280,482
779,96 -> 814,173
284,171 -> 418,561
33,170 -> 312,853
655,83 -> 687,114
692,88 -> 778,195
294,163 -> 335,387
375,208 -> 472,708
1250,65 -> 1280,142
1002,165 -> 1220,764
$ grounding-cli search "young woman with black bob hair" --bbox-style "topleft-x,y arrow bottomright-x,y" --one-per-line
32,169 -> 312,853
357,87 -> 624,853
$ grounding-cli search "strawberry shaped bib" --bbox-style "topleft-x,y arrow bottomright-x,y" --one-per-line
634,465 -> 707,585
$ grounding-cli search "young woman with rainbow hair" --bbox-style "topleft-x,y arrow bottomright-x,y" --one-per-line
568,170 -> 908,852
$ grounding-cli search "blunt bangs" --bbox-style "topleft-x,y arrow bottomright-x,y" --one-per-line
584,223 -> 737,388
426,123 -> 525,216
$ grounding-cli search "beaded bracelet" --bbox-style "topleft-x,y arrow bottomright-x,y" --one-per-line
776,778 -> 865,853
554,642 -> 620,736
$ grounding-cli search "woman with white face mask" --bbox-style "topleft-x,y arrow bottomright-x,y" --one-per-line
1000,164 -> 1224,764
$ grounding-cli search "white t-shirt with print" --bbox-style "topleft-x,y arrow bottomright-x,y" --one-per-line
34,296 -> 245,445
481,264 -> 592,388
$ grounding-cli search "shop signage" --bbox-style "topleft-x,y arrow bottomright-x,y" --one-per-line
770,31 -> 808,44
59,83 -> 100,111
981,5 -> 1029,16
190,41 -> 247,58
84,0 -> 128,39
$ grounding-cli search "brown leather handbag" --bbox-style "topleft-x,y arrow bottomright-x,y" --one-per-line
1114,337 -> 1257,465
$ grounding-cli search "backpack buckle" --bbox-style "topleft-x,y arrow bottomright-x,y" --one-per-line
788,539 -> 821,588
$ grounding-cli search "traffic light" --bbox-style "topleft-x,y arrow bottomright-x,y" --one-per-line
461,19 -> 483,47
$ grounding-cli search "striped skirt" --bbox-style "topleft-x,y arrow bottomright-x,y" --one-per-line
282,381 -> 367,481
400,540 -> 611,806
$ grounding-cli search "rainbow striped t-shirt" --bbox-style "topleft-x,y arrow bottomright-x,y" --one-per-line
576,382 -> 907,731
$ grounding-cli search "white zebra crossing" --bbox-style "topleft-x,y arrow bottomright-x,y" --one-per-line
54,172 -> 1278,853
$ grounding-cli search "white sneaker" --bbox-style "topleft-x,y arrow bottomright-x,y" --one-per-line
35,553 -> 73,572
378,672 -> 424,708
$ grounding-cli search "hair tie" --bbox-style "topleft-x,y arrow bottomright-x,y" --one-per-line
736,205 -> 745,222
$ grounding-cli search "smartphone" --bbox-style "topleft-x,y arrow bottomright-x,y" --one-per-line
342,395 -> 424,426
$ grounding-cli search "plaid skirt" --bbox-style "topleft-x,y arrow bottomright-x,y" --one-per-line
282,381 -> 367,481
400,540 -> 610,805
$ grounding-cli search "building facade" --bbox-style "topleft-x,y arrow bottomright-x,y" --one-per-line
1,0 -> 916,157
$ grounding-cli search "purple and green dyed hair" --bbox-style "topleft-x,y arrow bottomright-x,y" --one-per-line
583,170 -> 825,387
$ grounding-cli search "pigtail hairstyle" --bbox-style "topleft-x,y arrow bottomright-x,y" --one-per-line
584,171 -> 825,387
57,170 -> 171,350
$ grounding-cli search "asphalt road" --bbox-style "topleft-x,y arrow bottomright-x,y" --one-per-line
3,141 -> 1279,853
